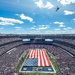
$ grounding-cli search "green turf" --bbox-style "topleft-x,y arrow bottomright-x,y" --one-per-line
16,57 -> 24,73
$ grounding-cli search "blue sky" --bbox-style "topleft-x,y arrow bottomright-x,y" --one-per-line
0,0 -> 75,34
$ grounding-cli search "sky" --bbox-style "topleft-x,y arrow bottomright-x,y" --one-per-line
0,0 -> 75,34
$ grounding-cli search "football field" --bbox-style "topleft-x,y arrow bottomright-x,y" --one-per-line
20,49 -> 56,73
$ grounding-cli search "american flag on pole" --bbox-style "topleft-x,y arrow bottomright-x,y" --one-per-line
28,49 -> 51,67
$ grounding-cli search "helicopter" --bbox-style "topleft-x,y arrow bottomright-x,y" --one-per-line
55,6 -> 62,12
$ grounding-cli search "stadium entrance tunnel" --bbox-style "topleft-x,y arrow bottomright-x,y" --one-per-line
16,49 -> 60,75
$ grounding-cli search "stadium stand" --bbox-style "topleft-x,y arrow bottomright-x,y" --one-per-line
0,34 -> 75,75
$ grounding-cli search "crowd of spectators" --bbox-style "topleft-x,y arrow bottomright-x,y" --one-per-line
0,45 -> 27,75
0,41 -> 23,56
52,43 -> 75,57
0,37 -> 21,45
0,35 -> 75,75
54,38 -> 75,45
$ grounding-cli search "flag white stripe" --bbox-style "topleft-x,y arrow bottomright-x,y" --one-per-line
38,49 -> 40,66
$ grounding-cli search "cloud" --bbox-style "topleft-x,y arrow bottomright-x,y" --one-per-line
0,17 -> 23,26
35,0 -> 54,9
30,25 -> 36,30
30,25 -> 50,31
35,0 -> 43,8
73,18 -> 75,21
0,22 -> 14,25
54,21 -> 64,25
63,27 -> 72,30
63,28 -> 68,30
44,29 -> 75,34
54,21 -> 65,27
55,28 -> 60,31
73,18 -> 75,20
15,26 -> 22,29
15,26 -> 22,30
58,0 -> 75,5
44,2 -> 54,9
16,14 -> 33,22
59,24 -> 65,27
64,10 -> 75,15
0,28 -> 4,31
67,27 -> 72,29
38,25 -> 49,30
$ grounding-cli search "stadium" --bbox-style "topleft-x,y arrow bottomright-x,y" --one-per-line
0,0 -> 75,75
0,34 -> 75,75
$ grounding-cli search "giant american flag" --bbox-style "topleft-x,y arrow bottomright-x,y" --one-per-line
28,49 -> 51,66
